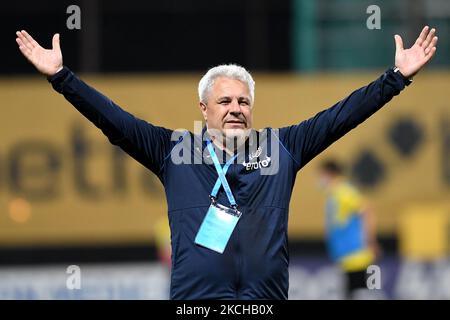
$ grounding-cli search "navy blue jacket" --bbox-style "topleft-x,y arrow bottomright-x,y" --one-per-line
49,67 -> 408,299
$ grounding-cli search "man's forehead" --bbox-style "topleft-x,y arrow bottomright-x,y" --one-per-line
211,77 -> 250,97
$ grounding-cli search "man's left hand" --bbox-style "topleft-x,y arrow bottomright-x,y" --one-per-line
394,26 -> 438,79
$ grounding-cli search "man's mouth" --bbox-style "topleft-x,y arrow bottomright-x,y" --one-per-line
225,120 -> 245,126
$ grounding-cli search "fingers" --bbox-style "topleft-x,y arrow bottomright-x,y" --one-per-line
16,31 -> 34,51
424,46 -> 437,63
15,37 -> 32,58
415,26 -> 429,46
422,28 -> 436,48
394,34 -> 404,51
52,33 -> 60,51
424,36 -> 438,55
19,30 -> 39,49
21,30 -> 39,48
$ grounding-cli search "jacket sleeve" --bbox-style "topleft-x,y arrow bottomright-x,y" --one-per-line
277,68 -> 410,171
48,66 -> 174,178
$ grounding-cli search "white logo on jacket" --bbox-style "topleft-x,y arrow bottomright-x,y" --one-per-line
242,156 -> 271,171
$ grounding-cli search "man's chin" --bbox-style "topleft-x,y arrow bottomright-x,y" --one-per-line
206,127 -> 251,147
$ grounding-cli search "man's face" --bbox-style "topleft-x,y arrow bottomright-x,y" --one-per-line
199,77 -> 253,141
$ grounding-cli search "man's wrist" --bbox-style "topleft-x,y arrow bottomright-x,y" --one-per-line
54,66 -> 64,74
47,65 -> 69,82
393,66 -> 413,86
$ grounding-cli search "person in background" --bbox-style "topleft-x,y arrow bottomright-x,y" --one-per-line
154,216 -> 172,269
318,160 -> 381,299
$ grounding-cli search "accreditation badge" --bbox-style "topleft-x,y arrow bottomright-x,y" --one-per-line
194,201 -> 242,254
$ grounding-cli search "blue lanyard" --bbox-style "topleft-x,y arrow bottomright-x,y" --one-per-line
207,140 -> 237,208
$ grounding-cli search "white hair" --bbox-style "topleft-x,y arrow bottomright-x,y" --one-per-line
198,64 -> 255,104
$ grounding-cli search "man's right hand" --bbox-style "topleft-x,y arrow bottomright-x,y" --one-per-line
15,30 -> 63,77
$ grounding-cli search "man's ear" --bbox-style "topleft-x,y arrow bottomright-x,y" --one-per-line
199,102 -> 207,122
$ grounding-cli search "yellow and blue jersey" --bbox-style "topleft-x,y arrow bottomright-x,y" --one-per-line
325,181 -> 374,272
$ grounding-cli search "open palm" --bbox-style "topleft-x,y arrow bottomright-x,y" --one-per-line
395,26 -> 438,79
15,30 -> 63,76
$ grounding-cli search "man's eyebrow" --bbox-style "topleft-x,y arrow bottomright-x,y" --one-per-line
216,95 -> 250,101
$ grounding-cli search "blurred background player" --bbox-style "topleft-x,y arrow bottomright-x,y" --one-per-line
318,160 -> 380,299
154,216 -> 172,270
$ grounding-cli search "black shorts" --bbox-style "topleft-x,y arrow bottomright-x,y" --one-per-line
344,269 -> 368,296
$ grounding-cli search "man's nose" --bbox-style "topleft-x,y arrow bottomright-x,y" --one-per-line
228,99 -> 242,114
